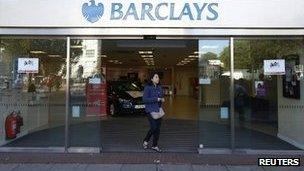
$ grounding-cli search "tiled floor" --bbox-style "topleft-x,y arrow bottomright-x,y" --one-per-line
1,96 -> 300,151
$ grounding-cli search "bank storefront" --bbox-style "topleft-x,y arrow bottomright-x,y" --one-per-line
0,0 -> 304,154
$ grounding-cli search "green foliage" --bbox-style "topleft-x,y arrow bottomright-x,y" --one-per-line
219,39 -> 303,70
202,52 -> 218,60
1,39 -> 83,76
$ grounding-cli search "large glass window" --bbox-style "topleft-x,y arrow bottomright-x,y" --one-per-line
0,36 -> 303,152
233,38 -> 304,150
0,38 -> 66,147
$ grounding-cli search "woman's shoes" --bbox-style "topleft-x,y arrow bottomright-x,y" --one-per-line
151,146 -> 162,153
143,141 -> 148,149
143,141 -> 162,153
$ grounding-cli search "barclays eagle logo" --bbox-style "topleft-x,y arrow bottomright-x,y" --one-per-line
82,0 -> 104,23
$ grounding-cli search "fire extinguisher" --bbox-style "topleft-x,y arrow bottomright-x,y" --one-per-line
15,111 -> 23,134
5,112 -> 17,139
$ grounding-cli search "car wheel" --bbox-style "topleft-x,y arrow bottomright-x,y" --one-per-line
109,103 -> 116,116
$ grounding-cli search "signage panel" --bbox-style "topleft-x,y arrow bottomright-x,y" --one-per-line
1,0 -> 304,28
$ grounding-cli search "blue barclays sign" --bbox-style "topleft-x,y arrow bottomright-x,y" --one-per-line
82,0 -> 218,23
82,0 -> 104,23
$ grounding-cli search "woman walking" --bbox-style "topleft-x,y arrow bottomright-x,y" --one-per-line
142,72 -> 165,153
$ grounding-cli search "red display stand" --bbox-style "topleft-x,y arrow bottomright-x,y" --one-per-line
85,83 -> 107,117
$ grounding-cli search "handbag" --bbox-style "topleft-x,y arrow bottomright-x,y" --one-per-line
150,108 -> 165,119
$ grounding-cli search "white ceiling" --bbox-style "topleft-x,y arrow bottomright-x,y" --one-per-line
101,40 -> 198,67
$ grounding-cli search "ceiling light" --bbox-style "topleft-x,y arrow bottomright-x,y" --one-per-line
30,51 -> 46,54
139,51 -> 153,54
108,60 -> 119,63
117,40 -> 186,48
189,55 -> 199,58
141,55 -> 153,58
71,45 -> 83,49
48,55 -> 61,58
100,55 -> 107,58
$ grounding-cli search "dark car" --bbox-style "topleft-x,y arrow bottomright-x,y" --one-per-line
107,81 -> 145,116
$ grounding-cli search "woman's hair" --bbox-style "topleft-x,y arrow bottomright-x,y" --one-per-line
147,72 -> 160,86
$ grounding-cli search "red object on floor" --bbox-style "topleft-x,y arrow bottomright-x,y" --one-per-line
5,113 -> 17,139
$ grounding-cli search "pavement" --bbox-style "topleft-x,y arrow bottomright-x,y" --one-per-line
0,164 -> 303,171
0,152 -> 303,171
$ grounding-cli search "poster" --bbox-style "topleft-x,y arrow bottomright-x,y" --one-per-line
17,58 -> 39,73
294,65 -> 304,80
264,59 -> 285,75
283,57 -> 300,99
86,67 -> 107,116
72,106 -> 80,118
199,77 -> 211,85
255,81 -> 267,98
220,107 -> 229,119
86,83 -> 107,116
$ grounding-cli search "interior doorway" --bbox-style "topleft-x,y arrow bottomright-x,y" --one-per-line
97,39 -> 199,152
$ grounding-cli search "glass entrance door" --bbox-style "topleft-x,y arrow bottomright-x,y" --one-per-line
198,39 -> 231,149
68,39 -> 103,150
98,39 -> 199,152
0,38 -> 67,149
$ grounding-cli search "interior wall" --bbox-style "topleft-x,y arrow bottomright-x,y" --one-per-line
174,67 -> 198,96
106,67 -> 148,82
277,50 -> 304,150
201,80 -> 221,105
158,69 -> 172,86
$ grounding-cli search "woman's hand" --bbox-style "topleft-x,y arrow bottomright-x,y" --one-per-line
158,98 -> 165,102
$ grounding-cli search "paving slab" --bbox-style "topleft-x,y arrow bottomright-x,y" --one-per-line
48,164 -> 87,171
226,165 -> 264,171
262,166 -> 304,171
192,165 -> 228,171
13,164 -> 53,171
121,164 -> 156,171
0,164 -> 18,171
85,164 -> 122,171
157,164 -> 192,171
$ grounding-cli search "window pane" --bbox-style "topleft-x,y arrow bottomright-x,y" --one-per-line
0,38 -> 66,147
233,38 -> 304,150
198,39 -> 231,148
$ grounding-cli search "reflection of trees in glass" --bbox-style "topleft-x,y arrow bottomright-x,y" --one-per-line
0,39 -> 82,90
220,39 -> 303,70
1,39 -> 82,76
203,52 -> 217,60
220,40 -> 251,70
71,39 -> 84,63
1,39 -> 31,74
200,52 -> 218,67
70,40 -> 101,78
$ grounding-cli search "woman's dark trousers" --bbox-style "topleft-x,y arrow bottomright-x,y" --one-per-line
143,113 -> 162,147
